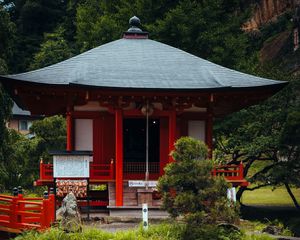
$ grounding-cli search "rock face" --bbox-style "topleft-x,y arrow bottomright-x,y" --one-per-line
243,0 -> 299,31
56,192 -> 82,232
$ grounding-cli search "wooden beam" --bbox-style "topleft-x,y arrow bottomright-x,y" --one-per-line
115,109 -> 123,206
66,112 -> 73,151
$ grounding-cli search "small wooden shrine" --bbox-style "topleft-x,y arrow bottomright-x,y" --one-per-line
0,17 -> 287,211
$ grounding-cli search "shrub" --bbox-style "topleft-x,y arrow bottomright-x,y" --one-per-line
158,137 -> 239,225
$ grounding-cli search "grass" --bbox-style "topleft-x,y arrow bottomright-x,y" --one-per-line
14,223 -> 183,240
13,223 -> 283,240
241,186 -> 300,207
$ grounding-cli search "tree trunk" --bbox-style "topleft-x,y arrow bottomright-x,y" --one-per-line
236,186 -> 246,204
284,182 -> 300,210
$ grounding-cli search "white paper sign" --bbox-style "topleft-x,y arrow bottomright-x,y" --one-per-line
53,155 -> 90,178
128,181 -> 157,187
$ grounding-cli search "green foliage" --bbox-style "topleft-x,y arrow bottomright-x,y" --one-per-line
0,5 -> 16,63
76,0 -> 121,51
14,223 -> 184,240
0,115 -> 66,190
30,27 -> 73,69
182,224 -> 243,240
1,130 -> 40,190
149,0 -> 251,69
243,235 -> 274,240
30,115 -> 66,161
0,86 -> 13,190
0,5 -> 16,74
15,223 -> 283,240
1,0 -> 69,72
158,137 -> 239,225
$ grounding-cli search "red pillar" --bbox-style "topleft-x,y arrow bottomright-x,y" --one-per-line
168,111 -> 176,163
205,111 -> 213,159
66,112 -> 73,151
115,109 -> 123,206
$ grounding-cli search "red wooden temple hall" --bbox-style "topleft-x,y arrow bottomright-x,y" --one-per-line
0,17 -> 287,210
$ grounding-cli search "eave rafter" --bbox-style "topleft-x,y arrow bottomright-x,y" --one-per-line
8,79 -> 283,117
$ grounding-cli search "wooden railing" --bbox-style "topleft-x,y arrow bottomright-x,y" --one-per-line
39,160 -> 115,181
212,163 -> 245,181
0,187 -> 55,233
90,160 -> 114,180
40,161 -> 53,180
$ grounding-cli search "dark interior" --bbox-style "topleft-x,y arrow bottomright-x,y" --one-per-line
123,118 -> 160,163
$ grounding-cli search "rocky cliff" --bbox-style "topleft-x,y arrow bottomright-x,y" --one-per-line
243,0 -> 299,31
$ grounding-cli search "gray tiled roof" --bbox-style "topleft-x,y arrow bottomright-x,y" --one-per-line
2,39 -> 285,89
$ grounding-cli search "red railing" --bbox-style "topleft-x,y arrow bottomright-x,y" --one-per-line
90,160 -> 114,180
40,160 -> 53,180
0,189 -> 55,233
212,163 -> 248,185
39,160 -> 115,181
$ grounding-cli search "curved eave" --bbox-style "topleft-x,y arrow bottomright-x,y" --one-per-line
0,75 -> 288,92
0,75 -> 288,116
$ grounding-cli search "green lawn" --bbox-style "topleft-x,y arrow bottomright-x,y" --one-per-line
241,187 -> 300,206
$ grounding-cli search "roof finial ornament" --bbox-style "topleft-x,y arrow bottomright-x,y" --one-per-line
123,16 -> 148,39
127,16 -> 142,33
129,16 -> 141,28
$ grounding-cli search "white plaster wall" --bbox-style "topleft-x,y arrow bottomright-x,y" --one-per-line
75,119 -> 93,151
188,120 -> 205,142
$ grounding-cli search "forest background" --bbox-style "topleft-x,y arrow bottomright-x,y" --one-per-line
0,0 -> 299,208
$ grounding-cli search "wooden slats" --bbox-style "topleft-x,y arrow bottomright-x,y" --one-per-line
0,193 -> 55,233
212,163 -> 249,186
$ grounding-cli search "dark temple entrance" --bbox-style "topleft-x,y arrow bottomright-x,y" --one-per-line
123,118 -> 160,178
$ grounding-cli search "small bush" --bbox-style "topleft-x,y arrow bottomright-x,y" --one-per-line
158,137 -> 239,225
182,224 -> 243,240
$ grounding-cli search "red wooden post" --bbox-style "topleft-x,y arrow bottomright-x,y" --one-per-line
115,109 -> 123,206
49,189 -> 55,223
41,191 -> 49,229
17,187 -> 24,225
168,111 -> 176,163
239,162 -> 244,179
212,167 -> 217,177
159,118 -> 168,176
10,188 -> 18,229
66,112 -> 73,151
